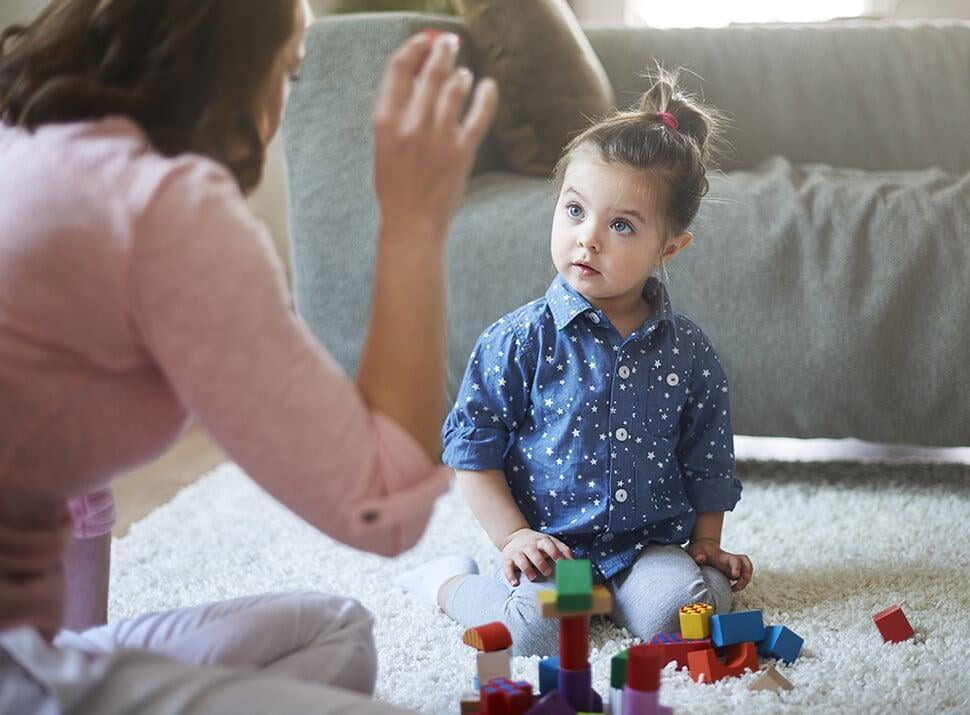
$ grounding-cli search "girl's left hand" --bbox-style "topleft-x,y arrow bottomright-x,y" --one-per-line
687,539 -> 753,592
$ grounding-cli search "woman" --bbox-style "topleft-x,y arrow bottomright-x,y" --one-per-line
0,0 -> 497,711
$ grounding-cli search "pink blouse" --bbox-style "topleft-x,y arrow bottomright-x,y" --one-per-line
0,117 -> 449,555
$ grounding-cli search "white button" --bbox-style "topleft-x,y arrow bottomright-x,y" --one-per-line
602,533 -> 614,542
615,428 -> 628,441
666,372 -> 679,386
615,489 -> 628,503
587,312 -> 600,324
617,365 -> 631,379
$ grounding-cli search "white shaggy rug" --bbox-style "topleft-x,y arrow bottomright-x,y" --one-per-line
109,458 -> 970,714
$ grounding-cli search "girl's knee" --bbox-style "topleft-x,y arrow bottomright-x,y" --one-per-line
503,599 -> 559,657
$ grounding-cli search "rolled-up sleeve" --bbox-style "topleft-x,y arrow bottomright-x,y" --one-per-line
68,486 -> 116,539
129,159 -> 448,557
442,317 -> 533,471
676,325 -> 742,513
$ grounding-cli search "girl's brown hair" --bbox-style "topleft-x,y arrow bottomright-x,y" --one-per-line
0,0 -> 298,194
553,63 -> 729,243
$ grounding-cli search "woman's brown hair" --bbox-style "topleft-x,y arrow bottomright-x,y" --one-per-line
0,0 -> 298,194
553,63 -> 730,243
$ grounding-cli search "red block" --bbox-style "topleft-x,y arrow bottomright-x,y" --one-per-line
873,604 -> 914,643
463,621 -> 514,652
559,615 -> 589,670
480,678 -> 534,715
626,644 -> 662,692
647,632 -> 712,669
687,642 -> 760,684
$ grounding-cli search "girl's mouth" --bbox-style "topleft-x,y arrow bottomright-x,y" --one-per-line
572,261 -> 600,277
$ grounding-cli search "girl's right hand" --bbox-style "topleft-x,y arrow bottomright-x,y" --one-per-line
501,528 -> 573,587
372,30 -> 498,239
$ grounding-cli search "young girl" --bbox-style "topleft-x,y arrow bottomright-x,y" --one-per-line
399,68 -> 752,656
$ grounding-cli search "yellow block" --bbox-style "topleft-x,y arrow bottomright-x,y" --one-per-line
537,585 -> 613,618
679,602 -> 713,640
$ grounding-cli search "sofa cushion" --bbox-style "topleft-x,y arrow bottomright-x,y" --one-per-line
453,0 -> 614,176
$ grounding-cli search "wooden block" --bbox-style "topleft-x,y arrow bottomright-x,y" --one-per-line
477,648 -> 511,685
610,649 -> 629,689
710,610 -> 766,648
463,621 -> 513,652
749,664 -> 794,692
479,678 -> 533,715
757,624 -> 803,663
559,615 -> 589,670
679,602 -> 713,640
872,604 -> 914,643
459,691 -> 481,714
555,559 -> 593,612
537,585 -> 612,618
647,632 -> 712,669
687,641 -> 759,684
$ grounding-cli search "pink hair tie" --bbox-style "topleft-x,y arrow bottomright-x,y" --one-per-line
656,111 -> 679,130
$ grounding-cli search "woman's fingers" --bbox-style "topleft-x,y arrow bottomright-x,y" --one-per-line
410,33 -> 460,127
373,32 -> 434,128
434,66 -> 473,132
458,77 -> 498,151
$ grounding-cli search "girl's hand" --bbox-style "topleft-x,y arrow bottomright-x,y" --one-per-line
372,30 -> 498,238
688,538 -> 753,592
501,528 -> 573,586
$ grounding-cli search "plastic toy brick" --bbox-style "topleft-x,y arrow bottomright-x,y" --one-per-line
872,604 -> 914,643
647,632 -> 712,669
621,645 -> 672,715
687,641 -> 759,684
524,689 -> 576,715
464,622 -> 514,652
757,625 -> 803,664
610,649 -> 629,689
556,666 -> 602,713
538,656 -> 559,695
537,586 -> 612,618
555,559 -> 594,612
559,615 -> 589,670
679,602 -> 713,640
460,691 -> 482,714
480,678 -> 534,715
710,610 -> 766,648
749,664 -> 794,692
477,648 -> 511,685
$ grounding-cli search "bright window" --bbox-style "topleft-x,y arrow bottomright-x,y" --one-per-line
626,0 -> 868,28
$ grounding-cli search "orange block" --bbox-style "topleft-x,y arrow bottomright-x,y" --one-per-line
687,642 -> 759,684
463,622 -> 513,652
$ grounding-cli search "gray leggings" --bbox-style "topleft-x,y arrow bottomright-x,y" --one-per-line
446,543 -> 733,657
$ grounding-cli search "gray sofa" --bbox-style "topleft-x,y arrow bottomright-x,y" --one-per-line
283,13 -> 970,448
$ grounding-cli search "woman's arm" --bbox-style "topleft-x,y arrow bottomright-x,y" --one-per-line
454,468 -> 530,550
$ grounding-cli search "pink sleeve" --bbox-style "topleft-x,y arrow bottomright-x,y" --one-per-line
128,160 -> 449,557
68,487 -> 116,539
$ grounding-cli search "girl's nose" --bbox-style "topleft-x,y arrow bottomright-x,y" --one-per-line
577,234 -> 599,252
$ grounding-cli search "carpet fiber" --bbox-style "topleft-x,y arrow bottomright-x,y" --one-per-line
109,459 -> 970,713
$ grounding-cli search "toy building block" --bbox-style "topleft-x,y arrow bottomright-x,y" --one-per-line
749,664 -> 794,693
757,625 -> 803,664
557,665 -> 602,713
538,586 -> 612,618
480,678 -> 534,715
609,688 -> 623,715
465,622 -> 514,652
539,656 -> 560,695
679,602 -> 713,640
555,559 -> 594,612
710,611 -> 766,648
524,689 -> 576,715
687,642 -> 759,684
478,648 -> 512,685
646,632 -> 712,669
560,615 -> 589,670
622,645 -> 672,715
610,650 -> 629,690
872,604 -> 914,643
461,691 -> 482,714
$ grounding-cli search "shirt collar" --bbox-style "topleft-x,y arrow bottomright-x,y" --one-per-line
545,273 -> 675,332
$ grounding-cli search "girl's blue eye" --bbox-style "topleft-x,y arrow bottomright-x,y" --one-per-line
611,219 -> 634,234
566,203 -> 584,219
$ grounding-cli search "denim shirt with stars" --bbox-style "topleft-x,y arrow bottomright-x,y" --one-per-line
442,274 -> 742,580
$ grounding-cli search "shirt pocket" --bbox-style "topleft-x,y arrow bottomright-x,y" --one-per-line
644,361 -> 690,438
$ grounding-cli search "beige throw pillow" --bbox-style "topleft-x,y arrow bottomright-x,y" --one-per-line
454,0 -> 615,176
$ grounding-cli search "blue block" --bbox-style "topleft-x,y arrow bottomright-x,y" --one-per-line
757,625 -> 803,664
710,610 -> 766,647
538,656 -> 559,695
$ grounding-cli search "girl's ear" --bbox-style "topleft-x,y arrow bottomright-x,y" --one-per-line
661,231 -> 693,260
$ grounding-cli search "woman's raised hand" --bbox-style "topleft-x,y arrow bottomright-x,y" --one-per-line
372,30 -> 498,238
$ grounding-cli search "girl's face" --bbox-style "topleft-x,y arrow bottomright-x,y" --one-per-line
550,148 -> 691,311
259,0 -> 311,145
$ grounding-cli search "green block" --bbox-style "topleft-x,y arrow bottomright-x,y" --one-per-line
610,649 -> 629,689
555,559 -> 593,612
